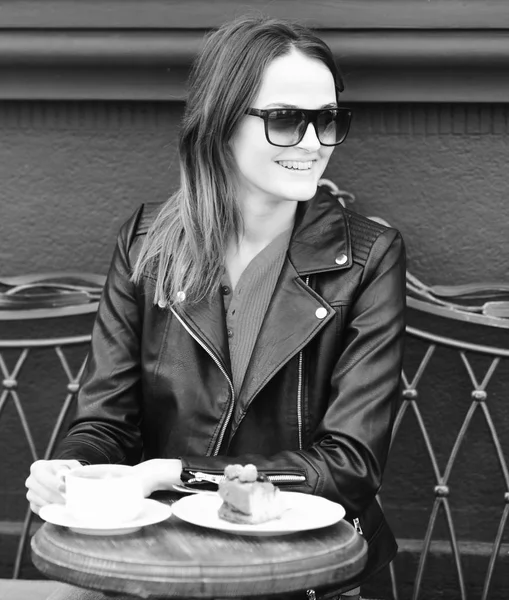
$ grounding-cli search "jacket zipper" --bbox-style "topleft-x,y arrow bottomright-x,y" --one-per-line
297,349 -> 304,451
296,275 -> 310,451
353,517 -> 364,535
186,470 -> 306,485
170,307 -> 235,456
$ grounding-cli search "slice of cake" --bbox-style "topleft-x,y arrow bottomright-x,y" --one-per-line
218,464 -> 283,524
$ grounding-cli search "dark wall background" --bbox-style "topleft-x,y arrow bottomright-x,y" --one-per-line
2,102 -> 508,281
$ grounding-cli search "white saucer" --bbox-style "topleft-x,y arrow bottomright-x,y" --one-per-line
39,499 -> 172,535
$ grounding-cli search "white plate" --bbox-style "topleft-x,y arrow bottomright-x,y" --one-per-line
39,499 -> 172,535
171,491 -> 345,536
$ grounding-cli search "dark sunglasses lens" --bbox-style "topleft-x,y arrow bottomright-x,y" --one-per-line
267,110 -> 306,146
317,110 -> 350,145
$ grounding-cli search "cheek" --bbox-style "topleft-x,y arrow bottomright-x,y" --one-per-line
231,120 -> 263,156
232,128 -> 275,175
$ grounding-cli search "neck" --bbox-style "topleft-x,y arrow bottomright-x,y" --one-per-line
225,195 -> 297,291
236,195 -> 297,250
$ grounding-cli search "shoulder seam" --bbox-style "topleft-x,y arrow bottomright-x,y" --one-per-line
345,208 -> 389,266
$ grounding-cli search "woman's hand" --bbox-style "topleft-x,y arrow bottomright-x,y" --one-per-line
132,459 -> 183,496
25,459 -> 82,515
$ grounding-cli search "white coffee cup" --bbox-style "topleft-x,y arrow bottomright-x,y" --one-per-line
63,464 -> 144,525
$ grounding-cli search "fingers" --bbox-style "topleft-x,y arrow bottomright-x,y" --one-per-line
26,481 -> 54,515
25,473 -> 64,506
25,459 -> 81,514
25,490 -> 54,515
31,459 -> 80,489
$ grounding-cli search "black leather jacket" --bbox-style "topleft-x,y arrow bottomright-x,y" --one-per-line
56,186 -> 406,586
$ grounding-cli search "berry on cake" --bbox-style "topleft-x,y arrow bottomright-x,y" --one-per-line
218,464 -> 284,524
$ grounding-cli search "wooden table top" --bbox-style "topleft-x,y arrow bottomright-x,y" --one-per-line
31,493 -> 367,599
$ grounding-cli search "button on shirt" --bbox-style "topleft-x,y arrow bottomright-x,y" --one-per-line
222,227 -> 293,397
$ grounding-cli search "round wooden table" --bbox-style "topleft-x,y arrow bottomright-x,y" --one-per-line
31,493 -> 367,599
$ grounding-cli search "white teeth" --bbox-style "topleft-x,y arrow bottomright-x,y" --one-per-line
277,160 -> 313,171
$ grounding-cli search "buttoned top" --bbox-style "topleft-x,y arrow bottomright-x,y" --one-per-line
222,227 -> 293,396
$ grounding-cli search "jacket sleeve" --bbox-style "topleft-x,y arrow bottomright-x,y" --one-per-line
180,228 -> 406,516
53,208 -> 144,465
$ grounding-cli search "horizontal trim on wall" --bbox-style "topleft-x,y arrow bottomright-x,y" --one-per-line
0,30 -> 508,102
2,102 -> 509,136
0,0 -> 508,29
1,30 -> 509,68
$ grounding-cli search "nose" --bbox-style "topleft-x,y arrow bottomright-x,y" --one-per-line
297,122 -> 321,151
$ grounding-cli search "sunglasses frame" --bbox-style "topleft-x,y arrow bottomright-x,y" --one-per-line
245,107 -> 352,147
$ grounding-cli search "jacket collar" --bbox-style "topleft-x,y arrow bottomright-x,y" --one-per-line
288,185 -> 352,275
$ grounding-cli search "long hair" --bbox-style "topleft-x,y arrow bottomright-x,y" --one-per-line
131,15 -> 344,310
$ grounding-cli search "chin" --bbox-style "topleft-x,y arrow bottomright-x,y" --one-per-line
281,182 -> 318,202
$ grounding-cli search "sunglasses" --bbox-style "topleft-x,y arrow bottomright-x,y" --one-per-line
245,107 -> 352,147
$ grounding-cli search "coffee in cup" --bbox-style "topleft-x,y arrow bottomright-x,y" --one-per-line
63,464 -> 144,524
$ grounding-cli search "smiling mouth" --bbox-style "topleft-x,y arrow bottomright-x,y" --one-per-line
276,160 -> 313,171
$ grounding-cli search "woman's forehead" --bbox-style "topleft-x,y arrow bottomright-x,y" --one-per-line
253,49 -> 336,109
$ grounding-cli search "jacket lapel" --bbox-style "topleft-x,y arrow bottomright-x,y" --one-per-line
228,258 -> 334,438
177,289 -> 231,376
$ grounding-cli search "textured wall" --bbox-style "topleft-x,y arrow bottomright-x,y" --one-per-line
1,102 -> 508,281
1,102 -> 508,589
338,104 -> 509,284
0,103 -> 181,274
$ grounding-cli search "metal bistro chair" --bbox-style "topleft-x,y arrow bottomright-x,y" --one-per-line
0,273 -> 103,584
374,231 -> 509,600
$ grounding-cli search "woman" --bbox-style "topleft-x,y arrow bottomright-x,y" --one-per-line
26,15 -> 405,600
